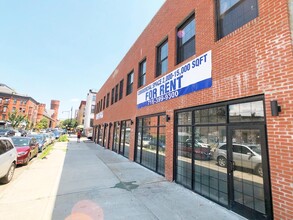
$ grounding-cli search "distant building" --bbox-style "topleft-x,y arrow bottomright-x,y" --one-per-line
0,83 -> 60,128
77,100 -> 86,126
83,90 -> 96,139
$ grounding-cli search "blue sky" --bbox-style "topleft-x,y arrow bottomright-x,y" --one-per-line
0,0 -> 165,120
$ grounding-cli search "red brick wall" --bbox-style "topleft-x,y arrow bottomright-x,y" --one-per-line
94,0 -> 293,218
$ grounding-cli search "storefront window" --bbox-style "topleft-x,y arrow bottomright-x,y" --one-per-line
194,106 -> 226,124
175,96 -> 271,217
117,120 -> 131,158
112,122 -> 120,152
229,100 -> 264,122
136,114 -> 166,175
178,111 -> 192,125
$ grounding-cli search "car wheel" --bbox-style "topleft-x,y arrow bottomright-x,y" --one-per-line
217,156 -> 227,167
0,163 -> 16,184
255,164 -> 263,177
24,154 -> 31,165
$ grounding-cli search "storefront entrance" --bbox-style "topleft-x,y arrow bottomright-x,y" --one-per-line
175,96 -> 272,219
227,126 -> 272,219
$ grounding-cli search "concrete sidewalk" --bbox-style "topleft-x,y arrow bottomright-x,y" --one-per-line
0,137 -> 246,220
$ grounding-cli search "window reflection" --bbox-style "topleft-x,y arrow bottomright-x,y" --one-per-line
136,114 -> 166,175
178,111 -> 192,125
229,101 -> 264,122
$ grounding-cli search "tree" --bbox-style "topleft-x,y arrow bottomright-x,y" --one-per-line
35,118 -> 49,130
61,119 -> 78,130
8,111 -> 27,129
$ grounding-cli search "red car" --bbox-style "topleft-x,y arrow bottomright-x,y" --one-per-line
11,137 -> 39,165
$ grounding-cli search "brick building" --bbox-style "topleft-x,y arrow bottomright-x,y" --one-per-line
0,84 -> 60,128
93,1 -> 293,219
77,100 -> 86,126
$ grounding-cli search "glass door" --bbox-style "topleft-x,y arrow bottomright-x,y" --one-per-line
228,125 -> 272,219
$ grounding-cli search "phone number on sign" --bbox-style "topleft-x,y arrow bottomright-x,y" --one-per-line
147,91 -> 179,105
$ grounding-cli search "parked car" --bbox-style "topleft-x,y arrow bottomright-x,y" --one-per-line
39,133 -> 52,146
13,130 -> 22,137
213,143 -> 263,176
0,129 -> 16,137
0,137 -> 17,184
27,134 -> 47,152
184,139 -> 212,160
18,129 -> 27,137
149,139 -> 165,148
11,137 -> 39,165
52,130 -> 61,139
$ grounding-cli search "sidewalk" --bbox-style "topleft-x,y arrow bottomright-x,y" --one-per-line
0,137 -> 246,220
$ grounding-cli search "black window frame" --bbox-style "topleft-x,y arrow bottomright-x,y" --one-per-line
156,39 -> 168,77
115,84 -> 119,103
138,59 -> 147,88
216,0 -> 259,39
111,88 -> 115,105
177,14 -> 195,64
106,92 -> 110,108
119,79 -> 124,100
126,71 -> 134,95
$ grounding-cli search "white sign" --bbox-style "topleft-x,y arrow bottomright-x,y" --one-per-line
137,50 -> 212,108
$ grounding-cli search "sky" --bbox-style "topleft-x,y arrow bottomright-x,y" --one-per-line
0,0 -> 165,120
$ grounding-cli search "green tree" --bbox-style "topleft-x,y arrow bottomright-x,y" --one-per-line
61,119 -> 78,130
8,111 -> 27,128
35,118 -> 49,130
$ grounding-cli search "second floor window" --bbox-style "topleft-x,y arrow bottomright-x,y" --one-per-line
177,15 -> 195,64
106,93 -> 110,108
216,0 -> 258,39
126,71 -> 134,95
111,88 -> 115,104
156,39 -> 168,77
119,79 -> 124,100
103,96 -> 106,110
115,84 -> 119,102
138,59 -> 146,88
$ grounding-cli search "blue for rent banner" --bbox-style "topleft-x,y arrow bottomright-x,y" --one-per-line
137,50 -> 212,109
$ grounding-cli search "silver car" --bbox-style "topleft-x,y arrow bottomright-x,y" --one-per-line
213,143 -> 263,176
0,137 -> 17,184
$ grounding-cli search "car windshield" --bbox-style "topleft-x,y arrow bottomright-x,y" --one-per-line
11,138 -> 30,146
29,135 -> 43,142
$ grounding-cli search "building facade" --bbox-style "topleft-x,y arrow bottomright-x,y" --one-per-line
77,101 -> 86,126
93,1 -> 293,219
83,90 -> 96,139
0,84 -> 60,128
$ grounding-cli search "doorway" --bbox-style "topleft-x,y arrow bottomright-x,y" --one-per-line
227,125 -> 272,219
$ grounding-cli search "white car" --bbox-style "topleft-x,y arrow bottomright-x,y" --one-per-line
213,143 -> 263,176
0,137 -> 17,184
